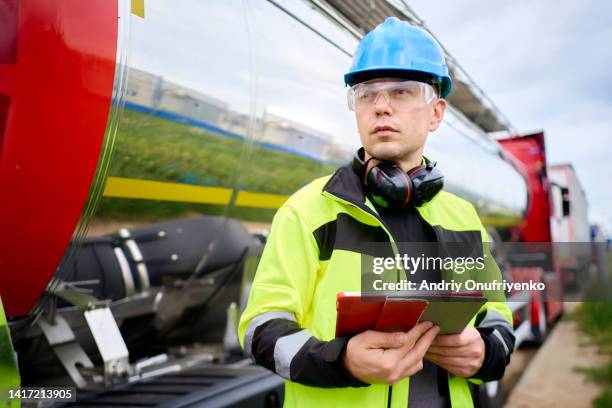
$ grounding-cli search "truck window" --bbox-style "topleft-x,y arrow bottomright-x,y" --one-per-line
561,187 -> 571,217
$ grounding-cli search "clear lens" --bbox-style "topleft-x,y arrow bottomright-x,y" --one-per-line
347,80 -> 436,111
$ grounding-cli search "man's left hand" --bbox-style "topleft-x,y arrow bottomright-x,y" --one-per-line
424,326 -> 485,378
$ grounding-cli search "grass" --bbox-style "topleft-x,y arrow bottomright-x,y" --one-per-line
573,281 -> 612,408
95,108 -> 337,222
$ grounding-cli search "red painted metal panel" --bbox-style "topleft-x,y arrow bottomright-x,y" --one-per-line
0,94 -> 9,160
498,132 -> 553,243
0,0 -> 117,316
0,0 -> 18,64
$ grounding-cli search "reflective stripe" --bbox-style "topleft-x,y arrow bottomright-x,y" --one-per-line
492,329 -> 510,356
244,310 -> 296,358
478,309 -> 512,330
274,329 -> 313,379
479,309 -> 513,356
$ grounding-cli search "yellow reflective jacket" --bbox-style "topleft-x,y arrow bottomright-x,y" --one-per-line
239,165 -> 513,408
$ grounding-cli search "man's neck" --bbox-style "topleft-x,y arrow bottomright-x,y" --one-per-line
364,151 -> 423,173
395,155 -> 423,172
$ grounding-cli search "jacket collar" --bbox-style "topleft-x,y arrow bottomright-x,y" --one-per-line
322,163 -> 395,235
322,163 -> 367,209
323,151 -> 431,209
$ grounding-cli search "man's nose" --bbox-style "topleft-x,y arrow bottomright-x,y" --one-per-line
373,92 -> 393,114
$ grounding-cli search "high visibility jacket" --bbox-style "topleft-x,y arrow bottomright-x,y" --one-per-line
0,297 -> 21,408
238,164 -> 514,408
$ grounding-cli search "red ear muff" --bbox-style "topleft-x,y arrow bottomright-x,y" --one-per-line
407,164 -> 426,177
352,148 -> 444,209
395,166 -> 412,208
409,162 -> 444,206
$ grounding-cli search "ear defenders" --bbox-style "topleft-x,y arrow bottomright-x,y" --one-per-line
352,147 -> 444,209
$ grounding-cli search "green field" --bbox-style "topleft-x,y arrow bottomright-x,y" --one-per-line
95,108 -> 338,222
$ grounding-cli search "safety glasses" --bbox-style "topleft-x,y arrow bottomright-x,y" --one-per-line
347,80 -> 437,112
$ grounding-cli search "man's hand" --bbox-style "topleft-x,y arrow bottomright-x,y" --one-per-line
343,322 -> 440,384
425,326 -> 485,378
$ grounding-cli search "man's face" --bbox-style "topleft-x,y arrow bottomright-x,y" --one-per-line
353,78 -> 446,166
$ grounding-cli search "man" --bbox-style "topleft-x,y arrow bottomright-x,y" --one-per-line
238,17 -> 514,407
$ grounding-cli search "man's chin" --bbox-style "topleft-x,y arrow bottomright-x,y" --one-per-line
367,145 -> 405,162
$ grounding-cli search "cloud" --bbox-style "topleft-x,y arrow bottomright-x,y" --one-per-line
409,0 -> 612,232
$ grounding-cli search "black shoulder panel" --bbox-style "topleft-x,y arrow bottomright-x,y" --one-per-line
313,213 -> 391,261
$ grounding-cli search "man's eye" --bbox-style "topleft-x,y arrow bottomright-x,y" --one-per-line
358,91 -> 373,100
392,88 -> 413,97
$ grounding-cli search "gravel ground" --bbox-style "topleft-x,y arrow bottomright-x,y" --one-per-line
505,303 -> 608,408
502,346 -> 539,402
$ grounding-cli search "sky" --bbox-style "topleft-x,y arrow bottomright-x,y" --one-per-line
408,0 -> 612,234
127,0 -> 611,234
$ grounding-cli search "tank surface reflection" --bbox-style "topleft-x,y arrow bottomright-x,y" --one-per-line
89,0 -> 526,236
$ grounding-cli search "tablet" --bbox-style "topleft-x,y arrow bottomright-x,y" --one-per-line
417,296 -> 486,335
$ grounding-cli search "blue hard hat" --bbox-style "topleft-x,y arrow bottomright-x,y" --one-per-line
344,17 -> 452,98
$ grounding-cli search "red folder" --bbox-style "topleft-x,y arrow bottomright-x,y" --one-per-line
335,292 -> 428,337
374,298 -> 429,333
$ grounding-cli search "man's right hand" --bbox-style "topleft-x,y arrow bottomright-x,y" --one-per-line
343,321 -> 439,384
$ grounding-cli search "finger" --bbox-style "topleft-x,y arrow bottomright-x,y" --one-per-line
403,321 -> 435,349
426,345 -> 470,357
364,330 -> 408,349
432,327 -> 481,347
396,326 -> 439,367
410,325 -> 440,357
430,333 -> 464,347
424,354 -> 472,367
424,352 -> 446,366
394,326 -> 440,379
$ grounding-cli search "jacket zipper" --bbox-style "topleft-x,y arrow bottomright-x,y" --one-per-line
322,191 -> 399,407
324,191 -> 450,408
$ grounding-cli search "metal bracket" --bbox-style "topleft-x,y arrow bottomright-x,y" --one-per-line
223,302 -> 241,354
43,286 -> 132,386
84,307 -> 131,384
55,286 -> 108,310
37,314 -> 102,388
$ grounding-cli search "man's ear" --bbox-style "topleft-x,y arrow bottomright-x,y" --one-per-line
428,98 -> 446,132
